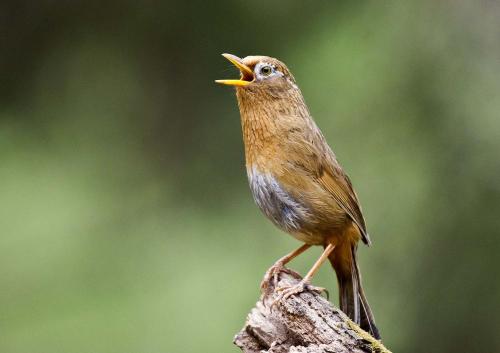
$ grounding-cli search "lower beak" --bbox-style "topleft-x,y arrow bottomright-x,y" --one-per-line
215,53 -> 254,87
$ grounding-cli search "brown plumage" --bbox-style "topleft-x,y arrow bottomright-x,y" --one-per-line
216,53 -> 380,339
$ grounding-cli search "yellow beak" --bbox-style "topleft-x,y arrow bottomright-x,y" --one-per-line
215,53 -> 254,87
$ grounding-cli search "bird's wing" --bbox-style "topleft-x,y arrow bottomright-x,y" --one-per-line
283,127 -> 371,245
315,162 -> 371,245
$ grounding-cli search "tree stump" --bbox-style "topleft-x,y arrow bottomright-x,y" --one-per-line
234,270 -> 391,353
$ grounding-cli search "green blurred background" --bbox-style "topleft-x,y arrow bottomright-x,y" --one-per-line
2,1 -> 500,352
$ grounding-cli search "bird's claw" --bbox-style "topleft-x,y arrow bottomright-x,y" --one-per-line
260,262 -> 301,294
270,281 -> 329,310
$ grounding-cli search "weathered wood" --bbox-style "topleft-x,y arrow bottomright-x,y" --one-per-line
234,270 -> 391,353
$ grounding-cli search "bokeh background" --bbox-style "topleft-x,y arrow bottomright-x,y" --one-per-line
2,1 -> 500,352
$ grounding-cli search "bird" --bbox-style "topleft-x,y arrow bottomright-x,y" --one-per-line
216,53 -> 380,339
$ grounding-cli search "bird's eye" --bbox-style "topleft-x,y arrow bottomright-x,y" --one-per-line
260,65 -> 273,76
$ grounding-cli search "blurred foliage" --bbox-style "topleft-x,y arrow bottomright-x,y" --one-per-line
1,1 -> 500,352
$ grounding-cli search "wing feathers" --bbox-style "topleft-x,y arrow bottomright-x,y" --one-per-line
316,167 -> 371,245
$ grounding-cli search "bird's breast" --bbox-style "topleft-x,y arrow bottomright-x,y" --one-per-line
246,166 -> 323,242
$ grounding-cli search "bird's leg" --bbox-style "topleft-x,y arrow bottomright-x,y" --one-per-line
260,244 -> 311,293
272,243 -> 336,307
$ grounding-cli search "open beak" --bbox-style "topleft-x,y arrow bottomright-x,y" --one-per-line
215,53 -> 254,87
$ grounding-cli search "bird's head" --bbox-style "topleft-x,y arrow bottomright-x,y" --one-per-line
216,52 -> 311,148
216,53 -> 298,93
216,53 -> 311,157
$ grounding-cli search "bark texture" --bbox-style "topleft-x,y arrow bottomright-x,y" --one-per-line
234,271 -> 391,353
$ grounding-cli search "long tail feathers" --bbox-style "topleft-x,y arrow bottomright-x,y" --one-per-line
328,243 -> 381,340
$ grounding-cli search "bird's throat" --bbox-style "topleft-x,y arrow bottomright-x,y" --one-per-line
235,86 -> 310,167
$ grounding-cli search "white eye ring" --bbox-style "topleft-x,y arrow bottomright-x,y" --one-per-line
255,63 -> 283,81
260,65 -> 273,76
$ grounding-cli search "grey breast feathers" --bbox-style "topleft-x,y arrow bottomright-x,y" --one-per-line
247,166 -> 311,233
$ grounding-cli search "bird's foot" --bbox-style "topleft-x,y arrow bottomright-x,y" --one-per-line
270,280 -> 328,310
260,261 -> 302,295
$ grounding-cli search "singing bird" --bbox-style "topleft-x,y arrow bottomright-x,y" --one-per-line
216,53 -> 380,339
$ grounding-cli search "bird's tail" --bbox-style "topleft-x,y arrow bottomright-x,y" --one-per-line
328,241 -> 381,339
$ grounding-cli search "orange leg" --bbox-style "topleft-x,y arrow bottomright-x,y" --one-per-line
303,243 -> 336,282
276,243 -> 312,266
260,244 -> 312,292
273,243 -> 336,305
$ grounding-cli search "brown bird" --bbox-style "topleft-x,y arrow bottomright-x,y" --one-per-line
216,53 -> 380,339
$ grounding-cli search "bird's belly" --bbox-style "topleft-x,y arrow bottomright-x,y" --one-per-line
247,166 -> 326,244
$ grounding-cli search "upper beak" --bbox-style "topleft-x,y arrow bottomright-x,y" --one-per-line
215,53 -> 254,87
